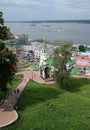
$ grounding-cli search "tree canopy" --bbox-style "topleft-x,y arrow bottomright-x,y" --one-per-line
53,43 -> 72,89
0,11 -> 13,40
0,11 -> 17,92
78,45 -> 86,52
0,40 -> 17,92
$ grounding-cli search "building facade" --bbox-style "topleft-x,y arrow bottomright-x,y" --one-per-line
39,41 -> 53,79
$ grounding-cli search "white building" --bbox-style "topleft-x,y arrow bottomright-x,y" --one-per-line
39,41 -> 53,79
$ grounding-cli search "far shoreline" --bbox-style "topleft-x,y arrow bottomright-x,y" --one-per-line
5,20 -> 90,24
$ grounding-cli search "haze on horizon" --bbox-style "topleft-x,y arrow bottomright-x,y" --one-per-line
0,0 -> 90,21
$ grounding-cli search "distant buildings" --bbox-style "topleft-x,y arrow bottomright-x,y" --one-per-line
20,41 -> 55,60
4,34 -> 28,53
4,35 -> 90,77
73,55 -> 90,68
4,34 -> 28,46
71,51 -> 90,68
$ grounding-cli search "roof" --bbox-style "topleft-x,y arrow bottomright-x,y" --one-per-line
46,59 -> 53,66
31,65 -> 39,71
73,56 -> 90,61
67,59 -> 76,65
70,67 -> 81,74
87,68 -> 90,71
85,47 -> 90,51
4,37 -> 26,46
76,51 -> 90,56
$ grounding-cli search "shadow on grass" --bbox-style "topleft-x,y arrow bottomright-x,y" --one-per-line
17,82 -> 63,111
65,77 -> 90,92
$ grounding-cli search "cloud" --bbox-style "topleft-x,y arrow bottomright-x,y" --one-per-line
52,0 -> 90,17
0,0 -> 48,7
0,0 -> 90,20
53,0 -> 90,9
1,0 -> 90,9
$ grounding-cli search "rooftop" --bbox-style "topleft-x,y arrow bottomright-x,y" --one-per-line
46,59 -> 53,66
67,59 -> 76,65
76,51 -> 90,56
73,56 -> 90,61
70,67 -> 81,74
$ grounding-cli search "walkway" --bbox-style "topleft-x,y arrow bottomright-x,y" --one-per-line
0,71 -> 54,128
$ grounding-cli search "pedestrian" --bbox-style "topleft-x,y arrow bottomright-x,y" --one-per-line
17,88 -> 19,94
14,89 -> 16,94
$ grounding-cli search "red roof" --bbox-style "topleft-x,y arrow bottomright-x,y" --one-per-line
73,56 -> 90,61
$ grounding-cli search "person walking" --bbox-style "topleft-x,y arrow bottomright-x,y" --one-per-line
14,89 -> 16,94
17,88 -> 19,93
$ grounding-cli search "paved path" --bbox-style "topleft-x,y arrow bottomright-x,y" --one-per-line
0,71 -> 54,128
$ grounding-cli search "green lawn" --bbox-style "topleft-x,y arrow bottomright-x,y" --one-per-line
0,74 -> 23,102
17,62 -> 31,69
3,78 -> 90,130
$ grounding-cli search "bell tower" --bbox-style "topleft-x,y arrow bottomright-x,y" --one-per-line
39,40 -> 50,79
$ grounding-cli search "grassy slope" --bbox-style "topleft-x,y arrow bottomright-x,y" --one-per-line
3,78 -> 90,130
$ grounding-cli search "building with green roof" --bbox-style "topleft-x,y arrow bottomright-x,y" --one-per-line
39,41 -> 53,79
70,67 -> 81,75
4,34 -> 28,46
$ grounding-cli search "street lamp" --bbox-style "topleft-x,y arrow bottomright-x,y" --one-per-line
30,67 -> 33,80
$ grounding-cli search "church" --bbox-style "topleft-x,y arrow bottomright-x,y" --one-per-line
39,41 -> 53,79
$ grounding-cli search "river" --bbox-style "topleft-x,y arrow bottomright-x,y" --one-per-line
5,21 -> 90,45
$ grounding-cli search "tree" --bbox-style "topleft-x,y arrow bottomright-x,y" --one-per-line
0,11 -> 17,92
0,11 -> 13,40
78,45 -> 86,52
53,44 -> 72,89
0,40 -> 17,92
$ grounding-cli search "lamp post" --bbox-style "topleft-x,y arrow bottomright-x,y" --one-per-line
32,70 -> 33,80
30,68 -> 33,80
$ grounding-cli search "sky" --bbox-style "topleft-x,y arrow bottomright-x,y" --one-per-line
0,0 -> 90,21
